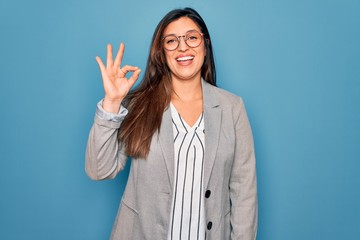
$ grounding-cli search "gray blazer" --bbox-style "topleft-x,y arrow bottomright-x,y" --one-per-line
86,80 -> 258,240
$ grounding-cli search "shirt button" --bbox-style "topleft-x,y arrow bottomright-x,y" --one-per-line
205,190 -> 211,198
207,221 -> 212,230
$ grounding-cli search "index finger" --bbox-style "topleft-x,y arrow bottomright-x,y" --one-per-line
114,42 -> 125,70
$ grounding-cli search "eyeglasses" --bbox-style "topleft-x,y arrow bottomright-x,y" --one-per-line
162,30 -> 204,51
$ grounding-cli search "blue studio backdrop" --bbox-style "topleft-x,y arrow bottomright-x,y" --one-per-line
1,0 -> 359,239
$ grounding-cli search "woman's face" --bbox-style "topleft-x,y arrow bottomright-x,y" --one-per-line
162,17 -> 206,82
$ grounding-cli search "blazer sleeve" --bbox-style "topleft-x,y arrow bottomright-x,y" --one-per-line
230,98 -> 258,239
85,102 -> 129,180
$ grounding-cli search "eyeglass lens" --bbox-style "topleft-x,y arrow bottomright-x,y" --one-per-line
163,31 -> 203,51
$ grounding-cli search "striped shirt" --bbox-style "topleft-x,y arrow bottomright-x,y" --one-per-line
167,103 -> 206,240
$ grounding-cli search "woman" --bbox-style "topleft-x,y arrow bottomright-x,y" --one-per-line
86,7 -> 258,240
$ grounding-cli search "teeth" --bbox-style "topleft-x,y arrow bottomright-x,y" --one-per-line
177,56 -> 194,61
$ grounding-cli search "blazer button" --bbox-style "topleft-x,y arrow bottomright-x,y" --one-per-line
205,190 -> 211,198
207,221 -> 212,230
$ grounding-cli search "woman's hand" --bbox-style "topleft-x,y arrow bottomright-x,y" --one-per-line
96,43 -> 141,113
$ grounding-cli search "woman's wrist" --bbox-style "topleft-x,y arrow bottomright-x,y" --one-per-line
102,97 -> 123,113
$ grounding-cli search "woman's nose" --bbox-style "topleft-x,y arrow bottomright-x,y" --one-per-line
178,36 -> 188,51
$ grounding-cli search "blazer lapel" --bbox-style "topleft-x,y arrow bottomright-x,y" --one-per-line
158,107 -> 175,188
158,80 -> 221,190
202,80 -> 221,189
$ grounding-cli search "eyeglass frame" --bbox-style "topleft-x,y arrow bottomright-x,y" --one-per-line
161,30 -> 205,51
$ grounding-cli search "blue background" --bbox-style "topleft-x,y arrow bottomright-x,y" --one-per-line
1,0 -> 359,239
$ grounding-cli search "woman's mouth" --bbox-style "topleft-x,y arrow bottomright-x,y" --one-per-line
176,56 -> 194,62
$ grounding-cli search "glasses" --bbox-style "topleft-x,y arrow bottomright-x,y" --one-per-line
162,30 -> 204,51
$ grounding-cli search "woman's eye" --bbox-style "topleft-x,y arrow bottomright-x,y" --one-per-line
187,34 -> 199,41
166,38 -> 176,44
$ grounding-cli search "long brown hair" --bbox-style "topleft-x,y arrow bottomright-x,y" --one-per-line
119,7 -> 216,158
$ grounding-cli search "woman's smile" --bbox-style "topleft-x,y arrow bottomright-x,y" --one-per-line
175,54 -> 195,65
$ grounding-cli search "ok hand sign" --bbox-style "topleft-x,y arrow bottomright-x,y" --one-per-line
96,43 -> 141,113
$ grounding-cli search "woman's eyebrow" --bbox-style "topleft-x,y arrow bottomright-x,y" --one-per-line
164,29 -> 198,36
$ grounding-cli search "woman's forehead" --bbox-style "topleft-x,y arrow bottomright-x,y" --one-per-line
163,17 -> 201,35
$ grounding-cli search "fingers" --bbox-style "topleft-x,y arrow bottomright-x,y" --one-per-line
106,44 -> 113,68
95,56 -> 106,74
128,68 -> 142,86
97,43 -> 140,87
120,65 -> 139,75
118,65 -> 141,85
114,42 -> 125,70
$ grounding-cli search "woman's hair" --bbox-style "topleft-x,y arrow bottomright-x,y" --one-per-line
118,7 -> 216,158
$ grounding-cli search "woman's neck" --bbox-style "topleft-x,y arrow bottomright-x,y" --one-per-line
171,77 -> 203,102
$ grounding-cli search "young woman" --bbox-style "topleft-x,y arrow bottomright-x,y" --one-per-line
86,7 -> 258,240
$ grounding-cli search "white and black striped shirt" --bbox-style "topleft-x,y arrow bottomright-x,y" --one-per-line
167,103 -> 206,240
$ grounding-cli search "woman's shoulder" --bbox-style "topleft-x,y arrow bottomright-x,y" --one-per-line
206,82 -> 244,106
203,81 -> 248,122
